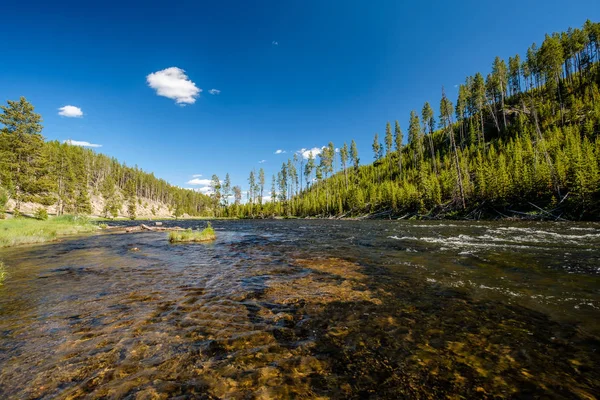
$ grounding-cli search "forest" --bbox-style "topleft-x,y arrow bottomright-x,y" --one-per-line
222,20 -> 600,220
1,20 -> 599,221
0,101 -> 213,219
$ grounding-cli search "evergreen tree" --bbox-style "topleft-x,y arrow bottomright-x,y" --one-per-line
258,168 -> 265,205
125,179 -> 137,220
394,121 -> 403,176
340,142 -> 349,189
350,139 -> 359,170
421,102 -> 437,173
222,173 -> 231,207
211,174 -> 221,216
372,133 -> 381,160
408,111 -> 422,166
0,97 -> 48,212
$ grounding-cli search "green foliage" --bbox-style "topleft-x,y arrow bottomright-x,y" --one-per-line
34,207 -> 48,221
168,223 -> 216,243
0,215 -> 96,247
0,261 -> 6,285
227,20 -> 600,220
0,186 -> 8,218
0,97 -> 52,212
0,102 -> 213,218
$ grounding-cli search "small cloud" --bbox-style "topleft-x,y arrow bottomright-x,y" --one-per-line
208,89 -> 221,95
192,174 -> 203,178
58,105 -> 83,118
197,186 -> 213,194
63,140 -> 101,148
298,147 -> 324,159
272,41 -> 279,46
146,67 -> 201,105
186,178 -> 212,186
274,149 -> 286,154
258,160 -> 266,164
335,147 -> 340,153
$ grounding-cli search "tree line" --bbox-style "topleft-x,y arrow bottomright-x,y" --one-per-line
224,20 -> 600,220
0,98 -> 213,219
2,20 -> 599,220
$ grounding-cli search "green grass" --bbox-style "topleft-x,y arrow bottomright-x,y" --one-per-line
0,262 -> 6,285
0,215 -> 98,248
168,223 -> 216,243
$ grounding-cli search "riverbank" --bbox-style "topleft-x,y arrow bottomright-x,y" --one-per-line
0,216 -> 99,248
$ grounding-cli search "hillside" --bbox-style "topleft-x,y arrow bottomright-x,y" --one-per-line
0,107 -> 213,219
230,20 -> 600,220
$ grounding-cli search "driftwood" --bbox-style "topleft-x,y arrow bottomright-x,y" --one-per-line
122,224 -> 184,233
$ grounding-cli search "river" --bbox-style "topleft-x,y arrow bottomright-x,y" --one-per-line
0,220 -> 599,398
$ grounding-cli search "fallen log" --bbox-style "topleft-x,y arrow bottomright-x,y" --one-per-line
114,224 -> 184,233
140,224 -> 184,232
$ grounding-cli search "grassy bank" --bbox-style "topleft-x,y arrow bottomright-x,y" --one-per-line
0,215 -> 98,248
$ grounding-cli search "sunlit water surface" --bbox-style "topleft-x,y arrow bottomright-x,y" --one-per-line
0,220 -> 599,399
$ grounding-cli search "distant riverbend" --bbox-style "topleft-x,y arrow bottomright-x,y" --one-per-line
0,219 -> 598,398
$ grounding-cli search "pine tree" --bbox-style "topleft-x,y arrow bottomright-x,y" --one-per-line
421,102 -> 437,173
222,173 -> 231,207
0,97 -> 48,212
125,179 -> 137,220
101,175 -> 121,219
394,121 -> 403,176
305,152 -> 315,189
258,168 -> 265,205
408,111 -> 422,166
350,139 -> 359,170
492,56 -> 509,129
385,122 -> 393,156
211,174 -> 221,216
440,87 -> 466,208
372,133 -> 381,161
340,142 -> 349,190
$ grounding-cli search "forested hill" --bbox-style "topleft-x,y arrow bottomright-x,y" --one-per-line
0,100 -> 212,219
229,20 -> 600,220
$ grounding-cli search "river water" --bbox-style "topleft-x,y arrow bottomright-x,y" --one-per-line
0,220 -> 598,399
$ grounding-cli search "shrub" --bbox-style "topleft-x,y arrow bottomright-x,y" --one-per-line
0,186 -> 8,217
0,262 -> 6,285
34,207 -> 48,220
168,222 -> 216,243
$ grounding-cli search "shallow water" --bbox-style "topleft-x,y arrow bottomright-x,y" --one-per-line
0,220 -> 599,399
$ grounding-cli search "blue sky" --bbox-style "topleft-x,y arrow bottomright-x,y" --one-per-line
1,0 -> 598,195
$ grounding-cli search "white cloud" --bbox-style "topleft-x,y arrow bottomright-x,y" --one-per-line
63,140 -> 102,148
272,41 -> 279,46
187,178 -> 212,186
208,89 -> 221,95
192,174 -> 203,178
146,67 -> 201,105
274,149 -> 286,154
186,176 -> 222,196
198,186 -> 213,194
258,160 -> 266,164
298,147 -> 324,159
58,105 -> 83,118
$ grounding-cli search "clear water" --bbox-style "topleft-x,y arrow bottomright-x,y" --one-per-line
0,220 -> 598,398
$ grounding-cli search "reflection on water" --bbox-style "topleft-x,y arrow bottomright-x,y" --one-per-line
0,220 -> 599,398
